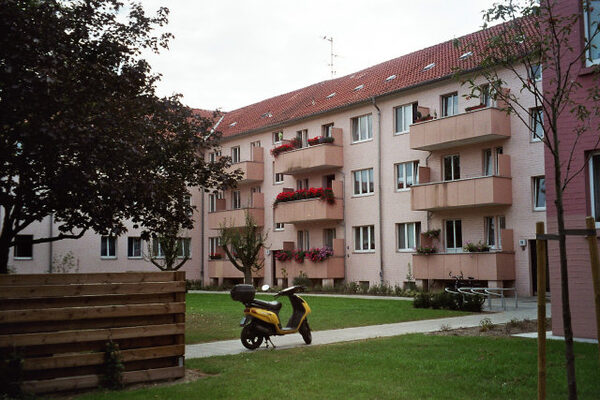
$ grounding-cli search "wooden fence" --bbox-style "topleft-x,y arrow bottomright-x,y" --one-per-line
0,271 -> 186,394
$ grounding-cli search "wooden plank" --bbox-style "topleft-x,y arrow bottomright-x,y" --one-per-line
0,281 -> 185,299
0,323 -> 184,347
0,293 -> 175,311
0,302 -> 185,323
23,344 -> 184,371
0,272 -> 176,286
22,366 -> 185,393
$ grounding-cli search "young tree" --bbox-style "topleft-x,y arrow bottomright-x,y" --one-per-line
0,0 -> 239,273
455,1 -> 600,398
219,212 -> 267,285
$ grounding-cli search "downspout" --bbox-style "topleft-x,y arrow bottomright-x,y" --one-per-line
200,192 -> 205,284
339,170 -> 347,282
425,152 -> 433,232
372,97 -> 384,284
48,214 -> 53,273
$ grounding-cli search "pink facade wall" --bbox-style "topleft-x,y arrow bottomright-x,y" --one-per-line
543,0 -> 599,339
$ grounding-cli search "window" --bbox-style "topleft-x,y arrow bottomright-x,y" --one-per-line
479,84 -> 492,107
274,172 -> 284,184
208,191 -> 222,213
323,174 -> 335,188
273,131 -> 284,144
495,147 -> 503,175
324,229 -> 336,248
395,161 -> 419,190
274,222 -> 285,231
484,217 -> 496,248
443,155 -> 460,181
498,216 -> 506,249
296,129 -> 308,148
584,1 -> 600,65
397,222 -> 421,251
14,235 -> 33,259
354,225 -> 375,252
177,238 -> 191,258
353,168 -> 374,195
231,146 -> 240,163
296,178 -> 309,190
184,195 -> 192,217
589,153 -> 600,227
101,236 -> 116,258
445,220 -> 462,253
232,190 -> 241,209
529,64 -> 542,82
322,123 -> 334,138
209,150 -> 221,163
441,93 -> 458,117
352,114 -> 372,142
251,140 -> 261,148
483,149 -> 493,176
394,103 -> 414,134
127,237 -> 142,258
209,237 -> 221,255
530,107 -> 544,141
152,239 -> 164,258
533,176 -> 546,210
297,230 -> 310,251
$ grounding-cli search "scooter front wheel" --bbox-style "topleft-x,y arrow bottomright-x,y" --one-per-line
299,320 -> 312,344
241,325 -> 263,350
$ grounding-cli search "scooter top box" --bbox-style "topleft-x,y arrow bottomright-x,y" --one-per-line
230,284 -> 256,303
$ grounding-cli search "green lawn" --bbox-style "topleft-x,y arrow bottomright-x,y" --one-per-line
185,293 -> 469,343
78,334 -> 599,400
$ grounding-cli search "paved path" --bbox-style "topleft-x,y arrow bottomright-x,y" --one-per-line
186,296 -> 548,359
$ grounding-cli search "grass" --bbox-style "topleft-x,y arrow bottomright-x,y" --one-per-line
185,293 -> 470,343
77,334 -> 599,400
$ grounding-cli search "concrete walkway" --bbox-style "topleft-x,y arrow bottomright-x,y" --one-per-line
186,296 -> 548,359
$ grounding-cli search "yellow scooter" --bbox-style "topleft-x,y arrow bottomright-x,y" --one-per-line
230,284 -> 312,350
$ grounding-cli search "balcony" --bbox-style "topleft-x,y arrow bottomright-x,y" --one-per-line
411,171 -> 512,212
208,259 -> 265,281
274,128 -> 343,175
413,251 -> 515,281
409,107 -> 511,151
208,193 -> 265,230
274,181 -> 343,225
227,147 -> 264,185
274,239 -> 345,280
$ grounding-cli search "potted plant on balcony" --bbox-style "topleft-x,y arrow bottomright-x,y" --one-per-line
464,104 -> 487,112
462,241 -> 490,252
413,110 -> 434,123
209,253 -> 223,260
273,187 -> 335,205
416,246 -> 436,255
422,229 -> 441,239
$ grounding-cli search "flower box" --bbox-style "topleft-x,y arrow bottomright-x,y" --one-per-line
274,187 -> 335,205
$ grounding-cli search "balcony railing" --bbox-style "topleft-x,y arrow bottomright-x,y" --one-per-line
227,147 -> 264,185
208,193 -> 264,230
274,181 -> 343,224
411,169 -> 512,212
274,239 -> 345,280
208,259 -> 265,280
413,251 -> 515,281
274,128 -> 343,175
409,107 -> 511,151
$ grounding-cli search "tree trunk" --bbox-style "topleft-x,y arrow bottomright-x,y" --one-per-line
243,268 -> 252,285
553,155 -> 578,399
0,239 -> 9,274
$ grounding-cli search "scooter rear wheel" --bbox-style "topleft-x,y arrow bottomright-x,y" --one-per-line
300,320 -> 312,344
241,325 -> 263,350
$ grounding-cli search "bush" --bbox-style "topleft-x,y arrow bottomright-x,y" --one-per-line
413,292 -> 431,308
186,279 -> 203,291
292,271 -> 311,288
430,292 -> 459,310
462,295 -> 485,312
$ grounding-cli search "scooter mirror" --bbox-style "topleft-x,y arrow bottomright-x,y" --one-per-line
261,284 -> 270,292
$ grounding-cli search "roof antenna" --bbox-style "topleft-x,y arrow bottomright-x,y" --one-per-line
322,36 -> 337,79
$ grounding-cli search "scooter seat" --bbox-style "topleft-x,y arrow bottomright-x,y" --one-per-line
250,299 -> 282,312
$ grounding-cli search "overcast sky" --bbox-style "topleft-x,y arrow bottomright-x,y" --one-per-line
141,0 -> 498,112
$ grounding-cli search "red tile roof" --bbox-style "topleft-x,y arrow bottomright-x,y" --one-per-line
198,18 -> 533,139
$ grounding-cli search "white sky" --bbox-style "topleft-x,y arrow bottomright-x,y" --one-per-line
141,0 -> 498,111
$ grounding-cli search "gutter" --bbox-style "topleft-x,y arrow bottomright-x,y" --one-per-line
372,97 -> 384,284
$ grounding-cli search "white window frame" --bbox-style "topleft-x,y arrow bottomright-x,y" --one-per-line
296,129 -> 309,148
127,237 -> 142,259
101,236 -> 116,259
177,238 -> 191,259
231,146 -> 241,163
14,234 -> 33,260
209,237 -> 221,255
483,149 -> 493,176
445,219 -> 462,253
352,114 -> 373,143
209,150 -> 221,163
441,92 -> 458,117
152,239 -> 164,258
484,216 -> 496,249
232,190 -> 241,210
584,0 -> 600,66
530,107 -> 544,142
274,222 -> 285,231
297,230 -> 310,251
397,222 -> 421,251
589,152 -> 600,227
395,161 -> 419,191
353,168 -> 375,196
322,123 -> 334,138
208,191 -> 222,212
394,103 -> 414,134
533,176 -> 546,211
323,228 -> 336,248
443,154 -> 460,181
354,225 -> 375,252
273,131 -> 284,144
529,64 -> 542,82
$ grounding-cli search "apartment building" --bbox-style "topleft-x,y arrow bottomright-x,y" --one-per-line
204,22 -> 546,295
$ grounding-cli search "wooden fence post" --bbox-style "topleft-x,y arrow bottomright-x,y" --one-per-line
536,221 -> 547,400
585,216 -> 600,362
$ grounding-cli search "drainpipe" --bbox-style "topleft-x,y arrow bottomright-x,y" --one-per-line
372,97 -> 384,284
339,170 -> 347,282
200,192 -> 205,284
48,213 -> 53,273
425,151 -> 433,232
